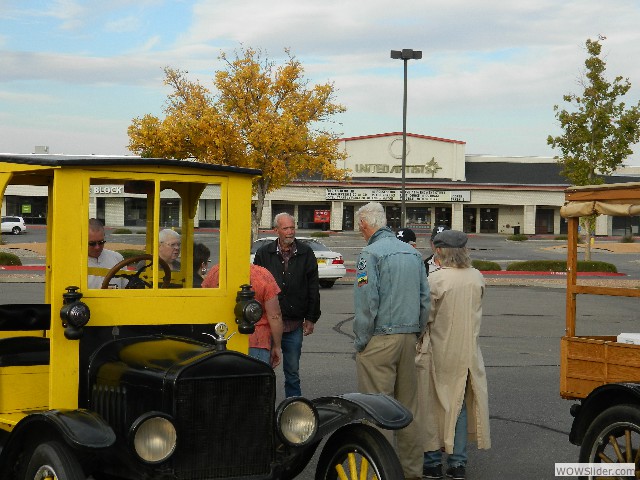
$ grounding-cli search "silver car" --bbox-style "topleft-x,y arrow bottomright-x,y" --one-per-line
251,236 -> 346,288
1,216 -> 27,235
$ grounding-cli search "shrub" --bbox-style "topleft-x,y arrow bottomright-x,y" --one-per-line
506,260 -> 617,273
0,252 -> 22,266
117,249 -> 146,260
554,235 -> 568,241
136,230 -> 146,235
507,233 -> 528,241
621,235 -> 636,243
472,260 -> 501,271
310,231 -> 330,238
112,228 -> 132,234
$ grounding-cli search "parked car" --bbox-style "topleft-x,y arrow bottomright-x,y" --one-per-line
0,154 -> 408,480
1,215 -> 26,235
251,236 -> 346,288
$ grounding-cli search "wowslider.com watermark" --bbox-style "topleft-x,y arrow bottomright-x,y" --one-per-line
555,463 -> 635,477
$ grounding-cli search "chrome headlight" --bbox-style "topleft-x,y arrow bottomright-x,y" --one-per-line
131,413 -> 177,463
276,398 -> 318,446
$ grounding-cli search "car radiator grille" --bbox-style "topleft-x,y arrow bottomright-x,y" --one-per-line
174,374 -> 276,478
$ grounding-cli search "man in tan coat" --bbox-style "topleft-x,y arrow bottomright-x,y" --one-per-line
416,230 -> 491,480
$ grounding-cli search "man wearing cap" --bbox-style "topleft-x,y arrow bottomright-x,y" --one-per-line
425,225 -> 450,276
395,227 -> 417,247
416,230 -> 491,480
353,202 -> 429,480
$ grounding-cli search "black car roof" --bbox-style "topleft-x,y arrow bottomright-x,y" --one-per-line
0,154 -> 262,176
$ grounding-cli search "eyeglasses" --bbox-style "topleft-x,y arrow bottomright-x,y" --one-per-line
162,242 -> 181,249
88,240 -> 107,247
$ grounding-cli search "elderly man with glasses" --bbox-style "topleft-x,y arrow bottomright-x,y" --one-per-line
159,229 -> 182,271
87,218 -> 128,289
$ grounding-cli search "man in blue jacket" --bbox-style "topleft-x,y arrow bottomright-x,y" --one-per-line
254,212 -> 320,397
353,202 -> 429,480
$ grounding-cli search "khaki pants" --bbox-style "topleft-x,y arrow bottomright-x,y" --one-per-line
356,333 -> 422,479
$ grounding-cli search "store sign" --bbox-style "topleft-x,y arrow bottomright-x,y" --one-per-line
354,158 -> 443,177
314,209 -> 331,223
326,188 -> 470,202
91,186 -> 124,195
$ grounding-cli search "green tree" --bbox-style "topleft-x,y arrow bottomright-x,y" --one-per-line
128,47 -> 347,236
547,38 -> 640,259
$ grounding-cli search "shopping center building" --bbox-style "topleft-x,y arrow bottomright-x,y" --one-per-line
2,132 -> 639,236
259,133 -> 639,236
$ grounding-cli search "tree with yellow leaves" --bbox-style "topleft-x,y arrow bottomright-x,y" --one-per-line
128,47 -> 347,234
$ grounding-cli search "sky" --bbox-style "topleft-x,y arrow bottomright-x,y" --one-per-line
2,0 -> 640,166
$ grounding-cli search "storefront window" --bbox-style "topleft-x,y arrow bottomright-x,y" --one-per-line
406,207 -> 431,230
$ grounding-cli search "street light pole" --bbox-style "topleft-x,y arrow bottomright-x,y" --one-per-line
391,48 -> 422,228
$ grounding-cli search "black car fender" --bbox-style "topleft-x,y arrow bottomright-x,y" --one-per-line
569,383 -> 640,445
0,409 -> 115,476
313,393 -> 412,439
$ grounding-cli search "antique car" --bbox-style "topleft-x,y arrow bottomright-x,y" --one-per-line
559,181 -> 640,477
0,154 -> 410,479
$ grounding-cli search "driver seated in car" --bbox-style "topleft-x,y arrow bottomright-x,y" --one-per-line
87,218 -> 128,289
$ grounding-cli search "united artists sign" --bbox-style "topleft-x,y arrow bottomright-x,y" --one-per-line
326,188 -> 470,202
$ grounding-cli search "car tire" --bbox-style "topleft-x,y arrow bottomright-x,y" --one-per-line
578,404 -> 640,479
22,440 -> 85,480
11,226 -> 21,235
315,423 -> 404,480
319,280 -> 335,289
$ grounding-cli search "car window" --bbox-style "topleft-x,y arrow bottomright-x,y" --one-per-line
251,239 -> 269,254
299,239 -> 330,252
87,178 -> 222,290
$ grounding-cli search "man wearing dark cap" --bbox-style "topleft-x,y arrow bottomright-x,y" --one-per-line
415,230 -> 491,480
395,227 -> 417,246
425,225 -> 450,276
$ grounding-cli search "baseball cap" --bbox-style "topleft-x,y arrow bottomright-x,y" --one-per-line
396,228 -> 417,244
433,230 -> 468,248
430,224 -> 450,241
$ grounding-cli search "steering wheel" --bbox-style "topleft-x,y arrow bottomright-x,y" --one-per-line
101,254 -> 172,289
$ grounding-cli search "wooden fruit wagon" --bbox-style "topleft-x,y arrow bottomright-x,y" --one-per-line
559,181 -> 640,473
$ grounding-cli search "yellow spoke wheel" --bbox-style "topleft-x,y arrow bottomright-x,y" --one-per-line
315,424 -> 403,480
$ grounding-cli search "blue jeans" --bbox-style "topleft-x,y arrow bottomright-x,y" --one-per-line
249,347 -> 270,365
424,399 -> 468,468
282,326 -> 303,397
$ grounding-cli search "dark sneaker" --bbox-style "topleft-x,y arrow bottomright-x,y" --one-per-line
423,464 -> 443,479
445,465 -> 466,480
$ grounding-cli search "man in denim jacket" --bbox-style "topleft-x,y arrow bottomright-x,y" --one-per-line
353,202 -> 429,480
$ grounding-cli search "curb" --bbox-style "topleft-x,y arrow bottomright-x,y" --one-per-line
344,268 -> 625,277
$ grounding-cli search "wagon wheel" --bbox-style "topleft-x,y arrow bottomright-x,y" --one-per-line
22,440 -> 85,480
579,404 -> 640,479
315,424 -> 403,480
101,254 -> 172,289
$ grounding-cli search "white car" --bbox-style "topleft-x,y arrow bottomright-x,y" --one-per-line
251,236 -> 346,288
1,216 -> 27,235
